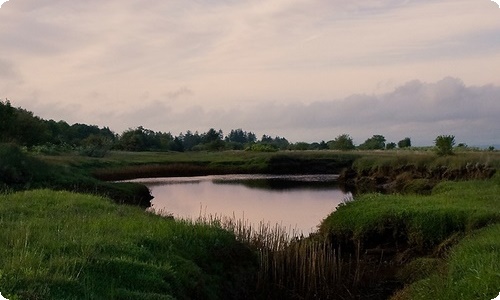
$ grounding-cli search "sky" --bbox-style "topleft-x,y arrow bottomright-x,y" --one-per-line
0,0 -> 499,146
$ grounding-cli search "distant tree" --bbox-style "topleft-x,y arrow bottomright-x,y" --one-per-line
202,128 -> 223,143
180,131 -> 202,151
386,142 -> 397,150
0,99 -> 15,138
0,102 -> 51,146
225,129 -> 257,148
434,135 -> 455,156
168,136 -> 184,152
201,128 -> 225,151
358,135 -> 386,150
119,127 -> 148,151
260,135 -> 289,150
292,142 -> 310,150
261,135 -> 273,144
79,134 -> 112,157
397,137 -> 411,148
328,134 -> 355,150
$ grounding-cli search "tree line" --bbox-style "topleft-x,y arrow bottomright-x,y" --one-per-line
1,99 -> 467,157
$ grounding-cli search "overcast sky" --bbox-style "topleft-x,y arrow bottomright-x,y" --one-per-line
0,0 -> 499,146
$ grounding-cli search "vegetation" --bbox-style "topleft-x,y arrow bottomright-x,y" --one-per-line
5,100 -> 495,156
393,224 -> 500,300
328,134 -> 356,150
0,143 -> 152,206
435,135 -> 456,156
358,134 -> 387,150
0,190 -> 257,299
398,137 -> 412,148
2,100 -> 500,299
319,174 -> 500,299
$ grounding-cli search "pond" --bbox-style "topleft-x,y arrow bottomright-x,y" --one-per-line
130,174 -> 350,235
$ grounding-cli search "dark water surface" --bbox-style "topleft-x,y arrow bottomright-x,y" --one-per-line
131,174 -> 349,235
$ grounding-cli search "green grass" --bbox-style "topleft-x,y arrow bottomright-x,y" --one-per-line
45,150 -> 358,180
320,174 -> 500,249
393,224 -> 500,300
0,190 -> 257,299
320,174 -> 500,299
351,150 -> 500,172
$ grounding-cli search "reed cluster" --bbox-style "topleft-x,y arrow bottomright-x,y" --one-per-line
190,213 -> 361,299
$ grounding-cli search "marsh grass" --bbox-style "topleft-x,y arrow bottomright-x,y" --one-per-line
321,174 -> 500,299
352,150 -> 500,172
189,212 -> 360,298
0,190 -> 257,299
392,224 -> 500,300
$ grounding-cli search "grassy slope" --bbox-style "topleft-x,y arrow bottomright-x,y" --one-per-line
393,224 -> 500,300
0,190 -> 257,300
320,174 -> 500,299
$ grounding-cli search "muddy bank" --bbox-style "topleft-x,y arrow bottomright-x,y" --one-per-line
338,163 -> 496,194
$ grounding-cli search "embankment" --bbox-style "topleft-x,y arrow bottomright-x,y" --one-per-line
318,173 -> 500,299
338,153 -> 496,194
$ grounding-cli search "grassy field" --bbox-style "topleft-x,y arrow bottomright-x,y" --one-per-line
0,190 -> 257,299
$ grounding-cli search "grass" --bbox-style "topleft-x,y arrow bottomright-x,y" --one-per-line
3,145 -> 500,298
351,150 -> 500,172
192,212 -> 351,299
0,190 -> 257,299
43,150 -> 358,181
0,144 -> 152,205
320,173 -> 500,299
320,174 -> 500,249
393,224 -> 500,300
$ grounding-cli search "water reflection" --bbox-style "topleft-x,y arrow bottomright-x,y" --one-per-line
131,174 -> 348,235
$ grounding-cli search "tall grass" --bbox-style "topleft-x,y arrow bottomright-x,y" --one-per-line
320,174 -> 500,299
190,212 -> 361,298
392,224 -> 500,300
0,190 -> 257,299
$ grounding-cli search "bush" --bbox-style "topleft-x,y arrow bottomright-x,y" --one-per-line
434,135 -> 455,156
0,143 -> 48,188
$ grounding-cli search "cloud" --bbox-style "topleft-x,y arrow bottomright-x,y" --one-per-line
77,77 -> 498,146
166,87 -> 194,100
0,0 -> 499,145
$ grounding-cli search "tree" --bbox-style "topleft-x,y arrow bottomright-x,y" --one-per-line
0,99 -> 15,139
397,137 -> 411,148
180,131 -> 202,151
328,134 -> 355,150
202,128 -> 223,144
225,129 -> 257,149
79,134 -> 112,157
434,135 -> 455,156
201,128 -> 225,151
259,135 -> 289,150
386,142 -> 397,150
358,135 -> 386,150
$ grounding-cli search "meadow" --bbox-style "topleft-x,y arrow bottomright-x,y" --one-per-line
1,145 -> 499,299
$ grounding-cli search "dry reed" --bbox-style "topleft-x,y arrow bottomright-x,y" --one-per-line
190,212 -> 358,298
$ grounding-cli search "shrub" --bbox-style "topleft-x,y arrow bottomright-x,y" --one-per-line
434,135 -> 455,156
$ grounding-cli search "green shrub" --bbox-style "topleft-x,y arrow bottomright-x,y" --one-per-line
434,135 -> 455,156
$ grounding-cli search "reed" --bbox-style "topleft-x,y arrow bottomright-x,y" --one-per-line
189,212 -> 361,299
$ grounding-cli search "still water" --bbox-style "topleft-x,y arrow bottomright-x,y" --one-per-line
131,174 -> 348,235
